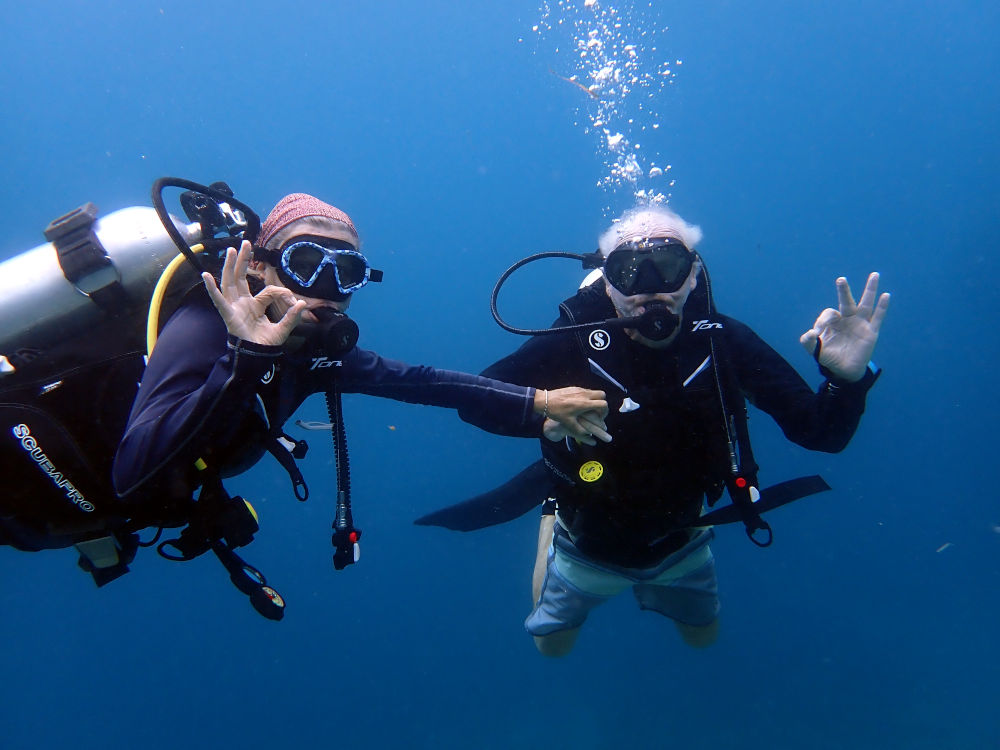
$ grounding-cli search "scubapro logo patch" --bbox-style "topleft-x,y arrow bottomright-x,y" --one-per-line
588,329 -> 611,351
11,424 -> 94,512
578,460 -> 604,482
261,364 -> 276,384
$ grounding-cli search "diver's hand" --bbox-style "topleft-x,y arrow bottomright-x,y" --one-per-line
800,272 -> 890,382
203,241 -> 306,346
536,387 -> 611,446
543,410 -> 611,447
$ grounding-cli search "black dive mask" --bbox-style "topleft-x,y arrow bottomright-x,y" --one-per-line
604,238 -> 693,296
490,247 -> 706,340
295,307 -> 359,358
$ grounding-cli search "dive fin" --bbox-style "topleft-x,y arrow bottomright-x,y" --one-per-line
416,469 -> 829,533
696,475 -> 831,526
414,460 -> 554,531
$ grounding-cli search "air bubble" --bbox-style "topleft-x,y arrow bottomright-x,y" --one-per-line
532,0 -> 681,208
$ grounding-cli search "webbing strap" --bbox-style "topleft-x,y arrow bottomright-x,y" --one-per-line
44,203 -> 131,313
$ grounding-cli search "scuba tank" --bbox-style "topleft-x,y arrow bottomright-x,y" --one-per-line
0,197 -> 211,555
0,204 -> 203,387
0,180 -> 290,619
0,178 -> 363,620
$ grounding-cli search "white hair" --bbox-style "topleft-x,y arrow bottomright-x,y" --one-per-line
598,206 -> 703,256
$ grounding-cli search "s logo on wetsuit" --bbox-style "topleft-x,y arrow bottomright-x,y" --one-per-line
588,330 -> 610,351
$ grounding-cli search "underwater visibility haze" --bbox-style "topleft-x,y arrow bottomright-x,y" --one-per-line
0,1 -> 998,748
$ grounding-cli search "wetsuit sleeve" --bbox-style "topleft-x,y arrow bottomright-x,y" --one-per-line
335,346 -> 539,437
725,317 -> 879,453
477,316 -> 580,389
451,318 -> 580,434
112,298 -> 281,497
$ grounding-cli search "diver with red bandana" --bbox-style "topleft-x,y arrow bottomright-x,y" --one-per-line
107,192 -> 608,616
1,183 -> 608,619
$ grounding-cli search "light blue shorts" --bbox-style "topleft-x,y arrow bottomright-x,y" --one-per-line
525,525 -> 719,636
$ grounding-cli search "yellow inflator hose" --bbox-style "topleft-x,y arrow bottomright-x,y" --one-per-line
145,243 -> 205,356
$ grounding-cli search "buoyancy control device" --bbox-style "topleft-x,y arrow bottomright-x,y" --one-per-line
0,178 -> 362,620
416,248 -> 834,544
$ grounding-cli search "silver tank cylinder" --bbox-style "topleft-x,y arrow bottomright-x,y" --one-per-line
0,206 -> 201,375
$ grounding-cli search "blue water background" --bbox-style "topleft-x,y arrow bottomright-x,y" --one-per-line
1,1 -> 997,747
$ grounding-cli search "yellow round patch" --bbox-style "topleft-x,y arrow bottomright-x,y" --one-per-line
578,460 -> 604,482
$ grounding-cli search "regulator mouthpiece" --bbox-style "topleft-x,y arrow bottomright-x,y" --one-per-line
634,302 -> 679,341
299,308 -> 359,358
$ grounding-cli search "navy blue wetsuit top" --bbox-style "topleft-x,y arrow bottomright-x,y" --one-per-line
477,294 -> 877,455
112,296 -> 540,500
467,285 -> 880,561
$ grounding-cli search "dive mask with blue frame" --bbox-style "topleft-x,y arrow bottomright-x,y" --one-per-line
254,239 -> 383,302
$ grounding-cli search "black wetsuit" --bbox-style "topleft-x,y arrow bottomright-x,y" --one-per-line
474,282 -> 878,568
113,294 -> 541,503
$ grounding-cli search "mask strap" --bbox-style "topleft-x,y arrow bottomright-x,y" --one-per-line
251,245 -> 281,266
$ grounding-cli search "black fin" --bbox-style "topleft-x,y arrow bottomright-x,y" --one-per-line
416,466 -> 829,533
696,475 -> 831,526
414,460 -> 554,531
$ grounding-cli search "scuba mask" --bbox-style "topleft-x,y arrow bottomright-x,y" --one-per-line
248,240 -> 380,358
603,238 -> 694,296
275,241 -> 378,357
255,240 -> 384,302
490,244 -> 704,340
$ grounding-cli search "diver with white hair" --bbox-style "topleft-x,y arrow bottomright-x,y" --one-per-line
430,204 -> 889,656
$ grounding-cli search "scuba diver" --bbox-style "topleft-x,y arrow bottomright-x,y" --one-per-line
1,183 -> 609,621
111,191 -> 611,609
421,205 -> 889,656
